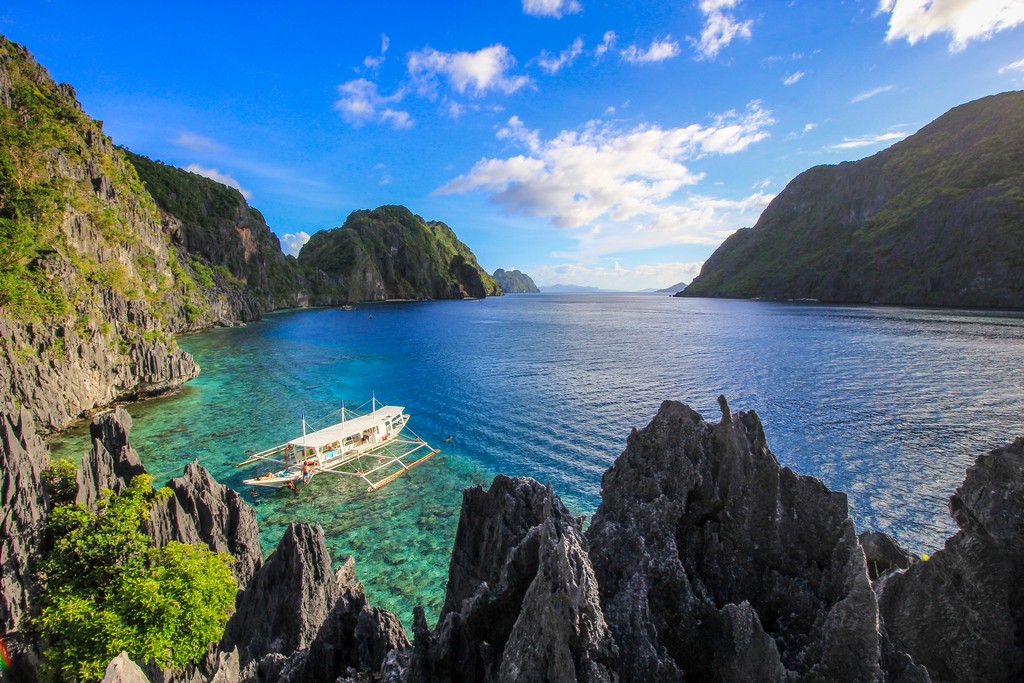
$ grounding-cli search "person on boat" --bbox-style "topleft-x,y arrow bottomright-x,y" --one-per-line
287,480 -> 298,493
283,445 -> 292,467
302,461 -> 312,483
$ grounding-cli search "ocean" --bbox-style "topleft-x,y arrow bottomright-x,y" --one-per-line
50,294 -> 1024,628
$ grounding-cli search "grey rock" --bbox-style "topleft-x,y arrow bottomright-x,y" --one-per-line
101,652 -> 151,683
76,406 -> 147,507
877,437 -> 1024,682
0,407 -> 49,682
407,475 -> 613,682
149,460 -> 263,591
859,530 -> 917,581
586,398 -> 881,681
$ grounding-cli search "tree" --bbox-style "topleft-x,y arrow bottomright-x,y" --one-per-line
38,474 -> 237,682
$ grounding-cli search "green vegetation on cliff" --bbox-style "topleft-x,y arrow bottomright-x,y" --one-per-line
493,268 -> 540,293
38,474 -> 236,682
683,91 -> 1024,308
299,205 -> 500,301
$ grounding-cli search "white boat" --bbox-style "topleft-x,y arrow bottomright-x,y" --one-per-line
237,398 -> 439,492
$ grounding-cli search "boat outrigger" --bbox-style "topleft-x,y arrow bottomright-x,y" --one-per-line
237,398 -> 440,492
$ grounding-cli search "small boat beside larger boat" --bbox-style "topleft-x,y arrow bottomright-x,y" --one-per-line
237,397 -> 439,492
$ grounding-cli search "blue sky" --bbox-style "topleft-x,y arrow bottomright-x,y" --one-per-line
4,1 -> 1023,290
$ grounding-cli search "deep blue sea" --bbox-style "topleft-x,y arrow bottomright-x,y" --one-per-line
50,294 -> 1024,627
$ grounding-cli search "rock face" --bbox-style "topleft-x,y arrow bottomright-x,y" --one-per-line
149,460 -> 264,591
586,398 -> 881,681
492,268 -> 540,293
404,475 -> 615,682
0,408 -> 49,681
222,523 -> 408,681
877,437 -> 1024,682
298,205 -> 501,302
682,91 -> 1024,308
76,406 -> 147,507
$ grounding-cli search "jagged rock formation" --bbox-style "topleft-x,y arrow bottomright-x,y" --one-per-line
298,205 -> 501,302
877,436 -> 1024,681
222,522 -> 408,682
492,268 -> 539,293
586,398 -> 881,681
0,37 -> 201,434
403,475 -> 615,682
682,91 -> 1024,308
75,406 -> 147,507
149,460 -> 264,591
859,530 -> 917,581
0,407 -> 49,680
100,653 -> 151,683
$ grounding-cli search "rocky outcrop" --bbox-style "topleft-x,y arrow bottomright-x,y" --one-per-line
877,437 -> 1024,682
0,408 -> 49,681
298,205 -> 501,303
222,523 -> 407,682
492,268 -> 539,294
586,398 -> 881,681
149,460 -> 263,591
76,406 -> 147,507
682,91 -> 1024,308
404,475 -> 614,682
100,653 -> 151,683
859,530 -> 917,581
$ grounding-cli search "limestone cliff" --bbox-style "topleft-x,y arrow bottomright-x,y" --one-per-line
298,205 -> 501,302
492,268 -> 539,293
683,91 -> 1024,308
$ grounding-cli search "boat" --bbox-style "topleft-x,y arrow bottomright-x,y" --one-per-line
237,397 -> 439,492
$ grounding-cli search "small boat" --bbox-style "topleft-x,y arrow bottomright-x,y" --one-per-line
237,397 -> 439,492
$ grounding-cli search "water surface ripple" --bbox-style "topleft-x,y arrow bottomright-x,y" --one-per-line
50,294 -> 1024,626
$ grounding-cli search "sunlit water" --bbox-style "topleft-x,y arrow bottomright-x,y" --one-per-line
50,294 -> 1024,627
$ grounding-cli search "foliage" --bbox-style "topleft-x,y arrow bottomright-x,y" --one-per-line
42,458 -> 78,506
38,474 -> 237,682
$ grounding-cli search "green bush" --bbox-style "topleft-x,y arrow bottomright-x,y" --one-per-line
38,474 -> 237,682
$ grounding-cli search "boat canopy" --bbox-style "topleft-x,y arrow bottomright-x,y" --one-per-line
287,406 -> 405,450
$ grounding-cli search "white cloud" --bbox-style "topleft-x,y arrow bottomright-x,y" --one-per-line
437,103 -> 774,259
185,164 -> 252,199
595,31 -> 617,58
878,0 -> 1024,52
280,232 -> 310,257
408,44 -> 531,97
536,37 -> 585,73
522,0 -> 582,18
829,131 -> 909,149
851,84 -> 894,103
783,70 -> 805,85
363,33 -> 391,70
692,0 -> 754,60
999,57 -> 1024,74
621,37 -> 682,64
803,122 -> 817,133
173,131 -> 225,153
530,260 -> 705,291
334,79 -> 412,129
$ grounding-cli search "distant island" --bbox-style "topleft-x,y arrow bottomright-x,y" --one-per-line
540,284 -> 619,293
655,281 -> 689,294
492,268 -> 539,293
682,91 -> 1024,309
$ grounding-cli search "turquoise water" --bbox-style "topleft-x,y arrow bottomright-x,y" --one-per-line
50,295 -> 1024,627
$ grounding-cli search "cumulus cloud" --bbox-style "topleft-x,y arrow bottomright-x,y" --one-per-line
334,79 -> 412,129
174,131 -> 225,153
437,103 -> 774,258
621,37 -> 682,64
783,70 -> 805,85
408,44 -> 531,97
536,37 -> 585,73
999,57 -> 1024,74
692,0 -> 753,60
829,131 -> 908,149
280,232 -> 311,257
522,0 -> 582,18
185,164 -> 252,199
851,85 -> 894,103
877,0 -> 1024,52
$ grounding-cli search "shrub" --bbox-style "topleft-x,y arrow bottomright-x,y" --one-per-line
38,474 -> 237,681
